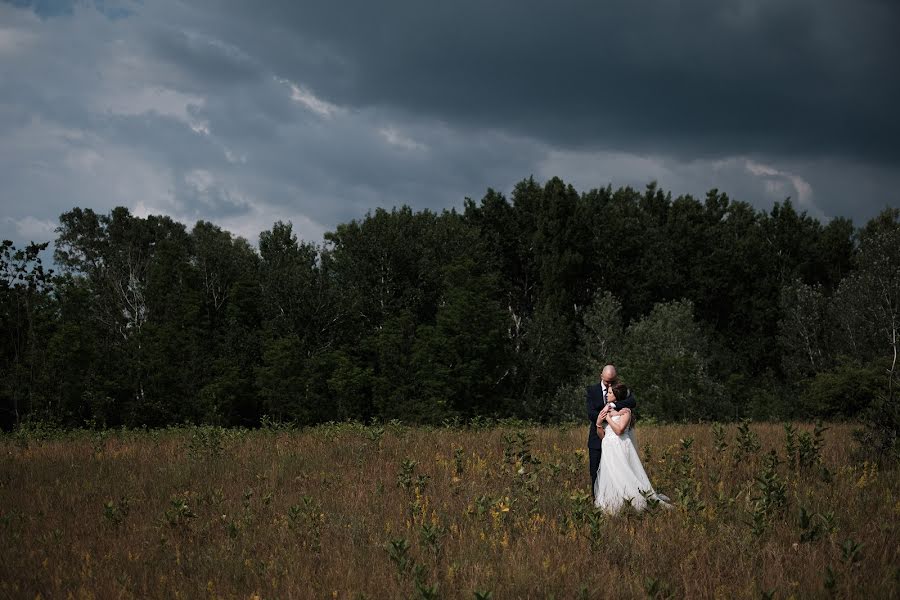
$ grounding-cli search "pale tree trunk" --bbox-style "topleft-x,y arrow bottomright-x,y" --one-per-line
890,315 -> 897,402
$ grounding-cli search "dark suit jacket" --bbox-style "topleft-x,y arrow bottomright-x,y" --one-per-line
586,383 -> 637,449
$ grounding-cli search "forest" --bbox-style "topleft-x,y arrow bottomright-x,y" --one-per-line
1,177 -> 898,453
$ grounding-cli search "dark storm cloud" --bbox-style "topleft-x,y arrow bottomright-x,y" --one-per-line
0,0 -> 897,252
6,0 -> 75,18
168,0 -> 900,164
6,0 -> 132,19
146,27 -> 262,89
0,0 -> 542,245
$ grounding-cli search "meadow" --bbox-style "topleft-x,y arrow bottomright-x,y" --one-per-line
0,421 -> 897,599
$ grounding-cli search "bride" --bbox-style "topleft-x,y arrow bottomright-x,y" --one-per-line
594,383 -> 670,512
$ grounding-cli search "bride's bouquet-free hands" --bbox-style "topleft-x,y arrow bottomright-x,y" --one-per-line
596,402 -> 612,437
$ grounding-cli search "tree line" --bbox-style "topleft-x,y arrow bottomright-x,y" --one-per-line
1,178 -> 897,448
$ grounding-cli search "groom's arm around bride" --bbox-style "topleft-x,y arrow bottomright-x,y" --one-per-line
585,383 -> 637,438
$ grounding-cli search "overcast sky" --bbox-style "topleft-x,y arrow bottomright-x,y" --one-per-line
1,0 -> 898,248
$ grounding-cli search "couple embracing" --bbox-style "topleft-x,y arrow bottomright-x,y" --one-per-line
586,364 -> 669,512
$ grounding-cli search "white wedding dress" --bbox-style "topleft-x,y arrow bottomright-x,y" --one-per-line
593,415 -> 670,512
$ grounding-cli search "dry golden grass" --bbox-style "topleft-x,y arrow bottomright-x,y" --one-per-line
0,422 -> 897,599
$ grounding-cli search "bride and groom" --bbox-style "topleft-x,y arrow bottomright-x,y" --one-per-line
586,364 -> 669,512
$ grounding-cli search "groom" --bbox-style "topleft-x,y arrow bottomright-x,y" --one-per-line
586,364 -> 637,495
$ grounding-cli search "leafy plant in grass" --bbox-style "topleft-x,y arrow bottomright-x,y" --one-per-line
187,425 -> 225,460
748,450 -> 787,536
165,496 -> 197,531
288,495 -> 323,553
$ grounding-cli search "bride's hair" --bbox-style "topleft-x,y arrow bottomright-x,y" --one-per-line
611,383 -> 629,403
611,383 -> 634,429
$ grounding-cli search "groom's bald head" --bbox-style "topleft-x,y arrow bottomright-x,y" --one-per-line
601,364 -> 618,384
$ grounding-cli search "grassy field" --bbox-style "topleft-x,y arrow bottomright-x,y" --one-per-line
1,421 -> 897,599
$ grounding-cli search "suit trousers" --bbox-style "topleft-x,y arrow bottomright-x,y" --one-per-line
589,446 -> 602,496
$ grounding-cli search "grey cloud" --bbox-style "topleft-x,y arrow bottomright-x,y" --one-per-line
158,0 -> 900,164
0,0 -> 897,253
538,151 -> 900,224
0,0 -> 547,247
144,26 -> 263,90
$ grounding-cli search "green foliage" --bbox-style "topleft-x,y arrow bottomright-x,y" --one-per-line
411,254 -> 510,422
578,291 -> 623,372
734,420 -> 761,463
644,576 -> 674,599
418,521 -> 446,558
852,390 -> 900,463
779,280 -> 829,380
797,421 -> 828,472
840,538 -> 863,564
619,299 -> 726,421
779,209 -> 900,460
749,450 -> 788,535
674,437 -> 704,513
796,360 -> 885,418
1,183 -> 894,430
397,458 -> 418,491
102,496 -> 130,527
186,425 -> 226,460
784,423 -> 798,469
287,496 -> 323,553
453,447 -> 465,476
502,430 -> 538,467
712,423 -> 729,454
584,507 -> 606,551
164,496 -> 197,529
385,537 -> 412,577
796,505 -> 836,543
0,240 -> 55,428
